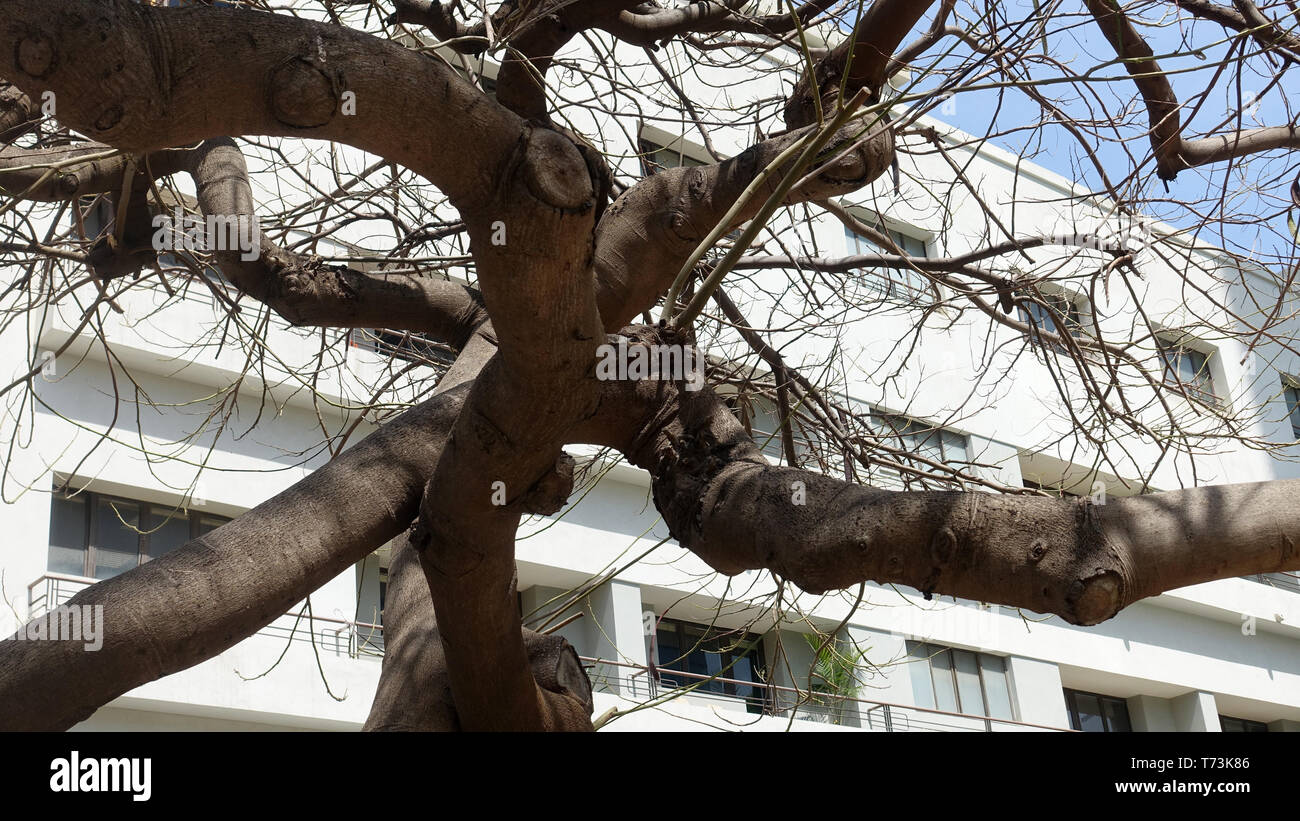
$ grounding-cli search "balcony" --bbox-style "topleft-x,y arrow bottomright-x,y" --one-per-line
1241,572 -> 1300,594
579,656 -> 1073,732
27,573 -> 384,660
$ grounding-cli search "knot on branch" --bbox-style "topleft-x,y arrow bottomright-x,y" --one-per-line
522,630 -> 593,717
269,57 -> 339,129
271,257 -> 361,320
518,124 -> 596,213
14,30 -> 58,79
1066,571 -> 1123,626
811,120 -> 896,190
1057,501 -> 1131,625
522,452 -> 576,516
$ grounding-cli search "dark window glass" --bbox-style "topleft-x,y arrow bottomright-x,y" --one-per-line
197,515 -> 226,536
47,494 -> 88,576
352,328 -> 456,370
1072,693 -> 1105,732
94,497 -> 141,580
1158,338 -> 1218,404
1103,696 -> 1132,732
1283,382 -> 1300,439
1220,716 -> 1268,733
148,511 -> 191,560
1065,688 -> 1131,732
653,619 -> 767,713
47,488 -> 231,579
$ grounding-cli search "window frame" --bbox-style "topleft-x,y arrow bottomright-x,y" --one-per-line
1017,289 -> 1086,346
1157,334 -> 1220,406
1219,715 -> 1268,733
48,488 -> 231,580
1282,377 -> 1300,439
638,138 -> 707,177
866,410 -> 970,490
1063,687 -> 1132,732
842,220 -> 931,305
736,393 -> 821,465
905,641 -> 1016,721
351,328 -> 458,370
652,617 -> 769,713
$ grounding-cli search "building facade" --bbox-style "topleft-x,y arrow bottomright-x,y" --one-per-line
1,7 -> 1299,732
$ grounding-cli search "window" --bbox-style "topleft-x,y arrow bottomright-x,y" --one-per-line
76,197 -> 114,241
1018,290 -> 1084,343
872,412 -> 967,464
1023,479 -> 1080,498
1220,716 -> 1268,733
354,556 -> 387,655
1283,379 -> 1300,439
639,139 -> 706,176
47,488 -> 230,580
653,619 -> 768,713
1158,336 -> 1219,406
867,411 -> 968,489
1240,571 -> 1300,593
1063,688 -> 1131,732
351,328 -> 457,371
906,641 -> 1014,720
736,394 -> 819,464
843,221 -> 930,304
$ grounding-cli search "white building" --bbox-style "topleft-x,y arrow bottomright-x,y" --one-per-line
1,7 -> 1299,732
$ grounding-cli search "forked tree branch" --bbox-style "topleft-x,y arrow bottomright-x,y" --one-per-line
1088,0 -> 1300,180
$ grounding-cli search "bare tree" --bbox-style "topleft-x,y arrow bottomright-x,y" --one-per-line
0,0 -> 1298,731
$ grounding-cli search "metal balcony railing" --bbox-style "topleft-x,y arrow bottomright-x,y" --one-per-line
26,573 -> 385,660
1240,572 -> 1300,594
578,656 -> 1073,732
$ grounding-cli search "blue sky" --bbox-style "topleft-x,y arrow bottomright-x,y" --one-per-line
877,0 -> 1298,264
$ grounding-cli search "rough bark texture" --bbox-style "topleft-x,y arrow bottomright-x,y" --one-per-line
0,0 -> 1298,732
0,385 -> 468,731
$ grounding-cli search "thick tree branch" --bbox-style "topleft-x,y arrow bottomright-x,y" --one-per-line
0,0 -> 520,209
364,530 -> 592,731
581,328 -> 1300,628
783,0 -> 939,129
0,79 -> 39,142
594,118 -> 894,329
0,384 -> 470,731
184,138 -> 490,344
0,143 -> 187,202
